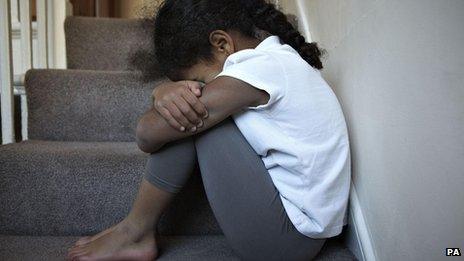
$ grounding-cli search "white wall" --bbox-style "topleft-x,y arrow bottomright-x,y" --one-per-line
298,0 -> 464,260
280,0 -> 312,41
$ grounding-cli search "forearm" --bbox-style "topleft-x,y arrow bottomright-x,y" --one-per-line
136,76 -> 268,153
136,108 -> 168,153
136,103 -> 230,153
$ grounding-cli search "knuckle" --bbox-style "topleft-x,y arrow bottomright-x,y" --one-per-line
159,110 -> 167,117
172,111 -> 181,118
179,105 -> 189,113
167,93 -> 177,100
155,100 -> 163,108
187,100 -> 196,106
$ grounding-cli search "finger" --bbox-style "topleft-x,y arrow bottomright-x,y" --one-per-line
185,81 -> 202,97
166,102 -> 197,132
158,107 -> 185,132
155,102 -> 180,128
173,97 -> 202,126
182,91 -> 208,120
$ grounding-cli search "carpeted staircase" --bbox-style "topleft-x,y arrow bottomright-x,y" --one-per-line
0,16 -> 357,260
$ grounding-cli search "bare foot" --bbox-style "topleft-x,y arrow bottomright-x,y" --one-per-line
66,220 -> 157,261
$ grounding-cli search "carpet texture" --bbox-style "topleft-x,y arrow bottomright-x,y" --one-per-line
65,16 -> 157,72
0,235 -> 356,261
25,69 -> 161,142
0,235 -> 238,261
0,140 -> 220,236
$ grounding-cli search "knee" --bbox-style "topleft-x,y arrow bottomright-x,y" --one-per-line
195,118 -> 238,146
144,138 -> 196,171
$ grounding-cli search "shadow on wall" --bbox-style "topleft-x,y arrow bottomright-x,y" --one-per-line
0,96 -> 23,143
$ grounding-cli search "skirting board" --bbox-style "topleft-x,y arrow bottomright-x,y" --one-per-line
345,182 -> 377,261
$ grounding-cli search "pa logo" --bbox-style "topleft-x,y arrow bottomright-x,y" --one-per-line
446,248 -> 461,256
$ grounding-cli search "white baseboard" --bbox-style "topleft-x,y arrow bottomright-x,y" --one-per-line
346,183 -> 377,261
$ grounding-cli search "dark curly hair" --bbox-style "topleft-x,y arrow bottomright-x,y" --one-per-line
152,0 -> 324,79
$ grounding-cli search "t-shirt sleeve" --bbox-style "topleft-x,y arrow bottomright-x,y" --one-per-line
215,49 -> 286,110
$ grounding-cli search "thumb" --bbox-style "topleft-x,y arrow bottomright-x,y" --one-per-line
184,80 -> 202,97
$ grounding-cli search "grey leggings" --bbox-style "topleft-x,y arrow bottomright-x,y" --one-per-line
145,118 -> 326,260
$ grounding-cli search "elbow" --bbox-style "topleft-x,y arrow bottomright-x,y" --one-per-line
136,111 -> 162,153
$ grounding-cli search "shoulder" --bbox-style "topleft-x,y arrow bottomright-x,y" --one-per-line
216,49 -> 288,111
223,48 -> 280,68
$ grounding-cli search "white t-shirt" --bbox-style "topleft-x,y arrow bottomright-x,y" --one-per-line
215,35 -> 351,238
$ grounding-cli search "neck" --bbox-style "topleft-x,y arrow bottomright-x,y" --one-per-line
228,31 -> 263,51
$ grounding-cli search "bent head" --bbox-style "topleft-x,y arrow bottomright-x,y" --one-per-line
173,30 -> 263,84
153,0 -> 324,83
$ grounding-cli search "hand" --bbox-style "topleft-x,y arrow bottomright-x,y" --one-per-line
152,80 -> 208,132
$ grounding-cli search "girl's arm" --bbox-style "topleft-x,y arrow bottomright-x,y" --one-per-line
136,76 -> 269,153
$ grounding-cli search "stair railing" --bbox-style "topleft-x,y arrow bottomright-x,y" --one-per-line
1,0 -> 15,144
1,0 -> 71,144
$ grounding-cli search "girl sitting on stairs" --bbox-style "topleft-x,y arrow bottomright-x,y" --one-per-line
67,0 -> 350,260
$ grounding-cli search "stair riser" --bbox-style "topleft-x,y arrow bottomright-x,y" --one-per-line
25,69 -> 158,142
65,16 -> 156,72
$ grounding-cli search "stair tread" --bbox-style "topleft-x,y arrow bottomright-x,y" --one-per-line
0,235 -> 237,261
0,235 -> 356,260
0,140 -> 221,236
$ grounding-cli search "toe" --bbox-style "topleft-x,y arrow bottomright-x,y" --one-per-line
68,244 -> 83,253
75,236 -> 92,246
71,252 -> 90,261
67,246 -> 87,260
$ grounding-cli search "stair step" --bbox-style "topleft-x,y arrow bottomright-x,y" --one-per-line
25,69 -> 159,142
65,16 -> 156,72
0,235 -> 356,260
0,235 -> 238,261
0,140 -> 221,236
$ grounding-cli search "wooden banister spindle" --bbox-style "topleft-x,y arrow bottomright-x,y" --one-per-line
0,0 -> 15,144
19,0 -> 33,71
36,0 -> 48,68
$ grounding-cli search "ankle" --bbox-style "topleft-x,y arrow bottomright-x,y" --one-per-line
118,218 -> 152,240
